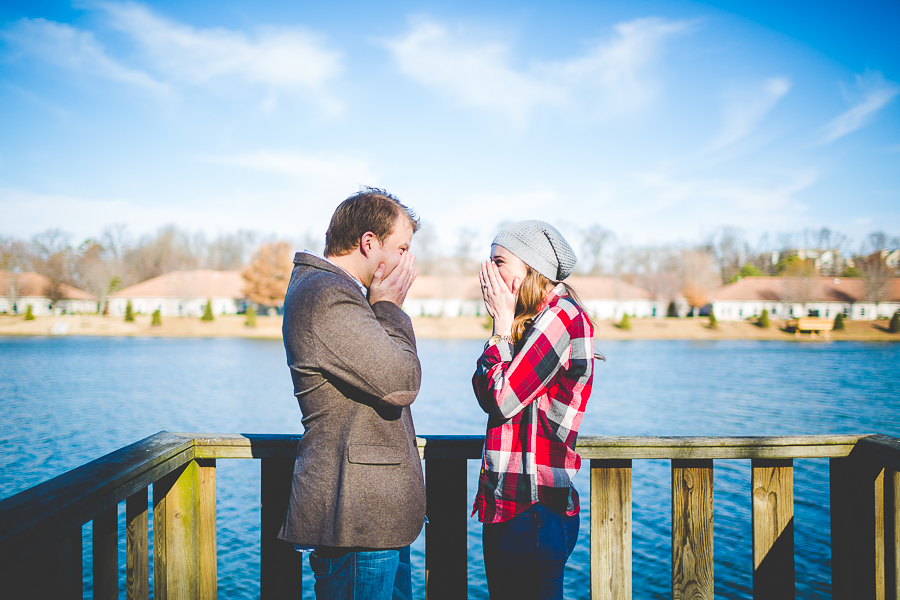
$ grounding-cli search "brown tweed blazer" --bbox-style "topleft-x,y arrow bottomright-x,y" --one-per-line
278,252 -> 426,548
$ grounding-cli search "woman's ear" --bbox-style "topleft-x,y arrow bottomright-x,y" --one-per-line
511,277 -> 521,295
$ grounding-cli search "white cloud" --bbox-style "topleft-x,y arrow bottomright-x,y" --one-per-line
97,2 -> 342,104
710,77 -> 791,149
385,16 -> 691,123
0,18 -> 169,94
202,150 -> 380,196
822,70 -> 900,143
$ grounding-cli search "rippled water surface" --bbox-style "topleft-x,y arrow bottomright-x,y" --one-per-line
1,336 -> 898,599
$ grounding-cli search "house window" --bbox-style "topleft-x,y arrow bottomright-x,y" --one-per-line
739,308 -> 743,317
861,307 -> 866,317
843,307 -> 849,318
808,309 -> 819,317
825,308 -> 830,317
652,307 -> 657,317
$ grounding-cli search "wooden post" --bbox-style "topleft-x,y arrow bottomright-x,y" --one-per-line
751,459 -> 794,600
892,470 -> 900,600
591,459 -> 632,600
260,457 -> 302,599
127,488 -> 149,600
153,458 -> 217,600
876,468 -> 900,600
831,454 -> 882,599
93,506 -> 118,600
425,458 -> 468,600
672,459 -> 714,600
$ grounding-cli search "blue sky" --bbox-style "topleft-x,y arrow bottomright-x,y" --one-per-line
1,0 -> 897,253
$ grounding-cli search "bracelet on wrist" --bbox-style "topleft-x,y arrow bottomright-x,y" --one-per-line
484,334 -> 512,350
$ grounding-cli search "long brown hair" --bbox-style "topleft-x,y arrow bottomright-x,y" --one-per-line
512,267 -> 604,360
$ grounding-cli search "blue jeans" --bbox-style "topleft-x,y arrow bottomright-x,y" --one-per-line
482,503 -> 579,600
309,545 -> 412,600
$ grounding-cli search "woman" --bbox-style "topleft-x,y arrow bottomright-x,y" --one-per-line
473,220 -> 596,600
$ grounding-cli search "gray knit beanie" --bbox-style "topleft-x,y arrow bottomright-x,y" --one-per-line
492,220 -> 577,281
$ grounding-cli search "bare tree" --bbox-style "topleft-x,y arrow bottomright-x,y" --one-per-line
31,229 -> 75,304
75,240 -> 122,315
207,230 -> 257,270
1,236 -> 30,314
706,227 -> 744,284
581,224 -> 613,275
859,231 -> 891,305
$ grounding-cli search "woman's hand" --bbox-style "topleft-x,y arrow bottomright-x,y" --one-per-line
479,260 -> 519,336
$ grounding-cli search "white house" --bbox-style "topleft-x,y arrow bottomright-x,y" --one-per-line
109,270 -> 247,317
0,271 -> 98,315
710,276 -> 900,321
403,275 -> 665,320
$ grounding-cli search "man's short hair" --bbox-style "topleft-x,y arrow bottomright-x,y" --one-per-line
324,187 -> 420,257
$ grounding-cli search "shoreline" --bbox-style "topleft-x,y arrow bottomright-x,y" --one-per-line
1,314 -> 897,342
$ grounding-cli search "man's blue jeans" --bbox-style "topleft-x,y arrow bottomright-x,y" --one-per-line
309,545 -> 412,600
482,503 -> 579,600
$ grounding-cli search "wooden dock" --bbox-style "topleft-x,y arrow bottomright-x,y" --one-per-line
1,431 -> 899,599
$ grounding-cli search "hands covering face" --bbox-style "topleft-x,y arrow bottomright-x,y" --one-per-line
369,251 -> 417,308
479,260 -> 519,333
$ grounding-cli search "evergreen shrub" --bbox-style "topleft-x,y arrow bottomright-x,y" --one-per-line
618,314 -> 631,330
201,299 -> 215,321
667,301 -> 678,317
124,301 -> 135,323
757,309 -> 770,328
245,305 -> 257,328
151,309 -> 162,327
24,305 -> 35,321
708,309 -> 717,328
834,312 -> 845,330
890,311 -> 900,334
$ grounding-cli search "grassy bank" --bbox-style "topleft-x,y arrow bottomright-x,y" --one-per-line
1,313 -> 898,342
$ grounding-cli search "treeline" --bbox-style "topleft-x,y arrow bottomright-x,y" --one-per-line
1,224 -> 898,311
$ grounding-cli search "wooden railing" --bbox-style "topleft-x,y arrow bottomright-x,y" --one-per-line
1,432 -> 899,599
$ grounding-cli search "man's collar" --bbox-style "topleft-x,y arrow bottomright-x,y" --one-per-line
298,250 -> 367,296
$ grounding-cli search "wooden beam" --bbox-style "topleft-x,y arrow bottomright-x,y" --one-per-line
591,459 -> 632,600
751,459 -> 794,600
425,458 -> 468,600
127,488 -> 149,600
93,505 -> 118,600
186,432 -> 866,461
831,453 -> 882,599
672,459 -> 714,600
260,457 -> 302,600
153,459 -> 217,600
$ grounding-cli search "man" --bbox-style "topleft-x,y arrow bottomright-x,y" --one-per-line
279,188 -> 425,599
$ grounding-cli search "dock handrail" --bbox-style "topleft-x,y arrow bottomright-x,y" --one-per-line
1,432 -> 897,599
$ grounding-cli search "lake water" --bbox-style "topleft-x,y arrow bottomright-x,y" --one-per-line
1,336 -> 898,599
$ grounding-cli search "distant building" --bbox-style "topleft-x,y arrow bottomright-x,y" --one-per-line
403,275 -> 665,319
0,271 -> 98,315
109,270 -> 247,317
710,277 -> 900,321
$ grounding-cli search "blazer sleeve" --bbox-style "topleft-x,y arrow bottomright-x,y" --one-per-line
311,285 -> 421,407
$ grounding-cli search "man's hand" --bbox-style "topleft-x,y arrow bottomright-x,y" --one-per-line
369,252 -> 417,307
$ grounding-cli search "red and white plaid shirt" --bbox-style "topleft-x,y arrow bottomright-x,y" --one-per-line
472,284 -> 594,524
